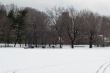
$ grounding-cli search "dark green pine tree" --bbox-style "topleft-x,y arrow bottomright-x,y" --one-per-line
6,9 -> 16,46
14,9 -> 27,47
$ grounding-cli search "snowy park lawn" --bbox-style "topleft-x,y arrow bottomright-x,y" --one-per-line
0,48 -> 110,73
0,44 -> 102,48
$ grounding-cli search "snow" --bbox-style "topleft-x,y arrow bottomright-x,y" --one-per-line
0,44 -> 98,48
0,48 -> 110,73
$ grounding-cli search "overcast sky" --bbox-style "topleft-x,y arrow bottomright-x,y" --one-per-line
0,0 -> 110,16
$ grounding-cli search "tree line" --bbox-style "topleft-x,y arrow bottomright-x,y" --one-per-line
0,3 -> 110,48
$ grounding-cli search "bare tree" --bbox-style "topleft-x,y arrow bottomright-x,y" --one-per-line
0,4 -> 11,47
67,8 -> 81,48
46,7 -> 66,48
24,7 -> 49,48
80,10 -> 100,48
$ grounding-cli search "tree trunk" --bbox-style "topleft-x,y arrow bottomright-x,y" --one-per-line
35,40 -> 38,48
25,39 -> 27,47
59,37 -> 62,48
89,35 -> 93,48
60,43 -> 62,48
71,40 -> 74,48
14,37 -> 18,47
20,44 -> 21,47
14,42 -> 16,47
89,42 -> 93,48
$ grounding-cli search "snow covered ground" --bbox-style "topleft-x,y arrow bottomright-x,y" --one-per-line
0,48 -> 110,73
0,44 -> 100,48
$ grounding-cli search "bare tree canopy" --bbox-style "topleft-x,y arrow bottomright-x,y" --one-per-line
0,3 -> 110,48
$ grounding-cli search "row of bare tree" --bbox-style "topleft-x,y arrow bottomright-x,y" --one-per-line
0,3 -> 110,48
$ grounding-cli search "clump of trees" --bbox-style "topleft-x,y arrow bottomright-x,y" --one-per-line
0,3 -> 110,48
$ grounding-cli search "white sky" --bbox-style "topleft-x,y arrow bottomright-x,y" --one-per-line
0,0 -> 110,16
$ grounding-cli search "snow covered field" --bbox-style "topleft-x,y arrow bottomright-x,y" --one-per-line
0,44 -> 100,48
0,48 -> 110,73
